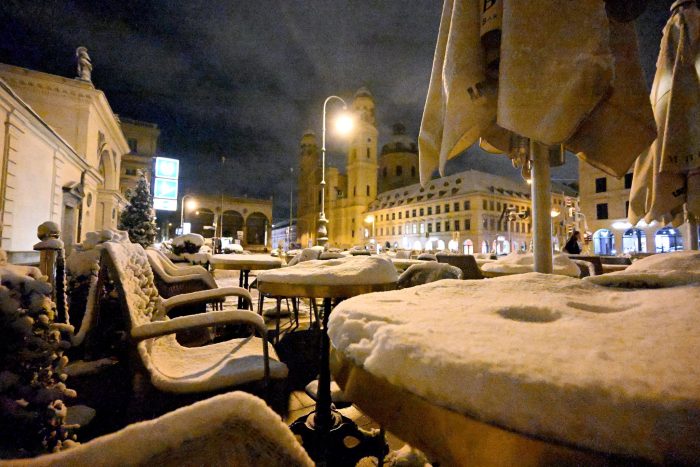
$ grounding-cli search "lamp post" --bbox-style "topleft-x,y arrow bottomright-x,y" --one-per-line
318,95 -> 353,246
364,214 -> 375,241
180,194 -> 196,233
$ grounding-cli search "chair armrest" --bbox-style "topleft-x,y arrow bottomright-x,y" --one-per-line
158,287 -> 252,318
169,265 -> 210,276
131,309 -> 266,341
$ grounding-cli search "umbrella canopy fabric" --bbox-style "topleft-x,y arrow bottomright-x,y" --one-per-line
629,0 -> 700,227
419,0 -> 655,182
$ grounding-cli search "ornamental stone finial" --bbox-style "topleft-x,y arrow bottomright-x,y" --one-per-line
76,46 -> 93,82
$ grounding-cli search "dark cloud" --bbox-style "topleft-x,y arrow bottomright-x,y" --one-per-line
0,0 -> 672,220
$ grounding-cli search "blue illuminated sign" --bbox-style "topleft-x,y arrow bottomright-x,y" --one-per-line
154,157 -> 179,180
154,178 -> 178,199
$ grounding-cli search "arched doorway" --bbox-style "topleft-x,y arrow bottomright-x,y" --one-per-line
655,227 -> 683,252
448,239 -> 458,252
593,229 -> 614,255
463,239 -> 474,254
191,208 -> 215,238
246,212 -> 269,245
437,240 -> 446,251
481,240 -> 489,254
412,240 -> 422,251
425,240 -> 434,251
622,228 -> 646,253
221,210 -> 244,239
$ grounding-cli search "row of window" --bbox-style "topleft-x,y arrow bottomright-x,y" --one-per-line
377,201 -> 473,222
375,215 -> 533,237
382,165 -> 417,178
595,173 -> 634,193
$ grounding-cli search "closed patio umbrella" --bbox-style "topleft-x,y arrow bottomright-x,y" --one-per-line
419,0 -> 656,271
628,0 -> 700,249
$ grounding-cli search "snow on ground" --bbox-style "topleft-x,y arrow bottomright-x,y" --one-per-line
14,391 -> 312,466
480,252 -> 580,277
585,250 -> 700,288
329,273 -> 700,463
257,256 -> 398,286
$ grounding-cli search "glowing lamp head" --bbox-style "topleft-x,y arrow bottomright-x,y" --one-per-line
365,214 -> 375,224
334,112 -> 354,136
185,199 -> 198,211
550,209 -> 560,218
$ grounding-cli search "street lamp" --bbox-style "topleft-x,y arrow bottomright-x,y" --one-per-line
180,194 -> 197,233
364,214 -> 375,240
318,95 -> 354,246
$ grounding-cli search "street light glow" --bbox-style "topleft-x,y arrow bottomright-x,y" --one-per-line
364,214 -> 375,223
334,112 -> 354,136
185,199 -> 197,211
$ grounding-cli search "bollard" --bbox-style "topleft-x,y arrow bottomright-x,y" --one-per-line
33,221 -> 69,324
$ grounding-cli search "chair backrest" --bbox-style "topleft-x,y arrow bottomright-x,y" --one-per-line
436,254 -> 484,279
567,255 -> 604,275
146,249 -> 171,279
102,242 -> 162,329
15,391 -> 313,467
398,262 -> 462,289
571,259 -> 595,278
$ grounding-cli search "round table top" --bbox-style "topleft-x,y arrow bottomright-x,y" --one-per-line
209,254 -> 283,270
257,280 -> 396,299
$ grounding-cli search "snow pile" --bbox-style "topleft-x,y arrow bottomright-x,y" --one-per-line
585,251 -> 700,288
481,252 -> 580,277
66,229 -> 130,278
258,256 -> 398,286
16,391 -> 313,466
329,273 -> 700,463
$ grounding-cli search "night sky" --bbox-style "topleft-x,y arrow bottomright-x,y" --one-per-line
1,0 -> 674,221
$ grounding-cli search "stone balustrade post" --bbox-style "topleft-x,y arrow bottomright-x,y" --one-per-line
33,221 -> 69,323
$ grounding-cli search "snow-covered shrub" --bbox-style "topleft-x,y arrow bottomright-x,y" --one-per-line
0,271 -> 77,457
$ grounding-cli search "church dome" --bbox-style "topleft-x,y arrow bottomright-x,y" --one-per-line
381,123 -> 417,155
354,86 -> 373,99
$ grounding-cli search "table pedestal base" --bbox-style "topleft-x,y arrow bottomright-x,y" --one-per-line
290,408 -> 387,467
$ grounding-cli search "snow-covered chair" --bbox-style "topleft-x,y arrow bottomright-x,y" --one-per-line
146,248 -> 223,313
397,262 -> 462,289
436,253 -> 485,280
98,241 -> 288,416
13,391 -> 312,467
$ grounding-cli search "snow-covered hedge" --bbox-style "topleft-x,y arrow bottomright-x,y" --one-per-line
0,269 -> 77,457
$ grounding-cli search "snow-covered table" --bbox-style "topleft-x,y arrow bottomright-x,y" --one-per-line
210,254 -> 282,307
480,252 -> 581,278
257,256 -> 397,465
329,266 -> 700,465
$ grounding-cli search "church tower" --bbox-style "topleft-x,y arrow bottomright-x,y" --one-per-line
296,130 -> 320,247
343,87 -> 378,242
346,87 -> 378,204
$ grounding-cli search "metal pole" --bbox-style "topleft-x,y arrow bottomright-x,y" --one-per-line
317,95 -> 347,247
289,167 -> 293,250
530,140 -> 553,273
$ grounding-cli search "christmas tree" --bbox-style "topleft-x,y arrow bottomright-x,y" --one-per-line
118,170 -> 157,247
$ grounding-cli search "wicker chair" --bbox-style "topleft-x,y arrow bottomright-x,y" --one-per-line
436,254 -> 485,280
98,242 -> 288,417
146,248 -> 223,314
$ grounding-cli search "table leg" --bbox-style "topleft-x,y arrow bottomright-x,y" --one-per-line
315,297 -> 333,460
238,270 -> 250,309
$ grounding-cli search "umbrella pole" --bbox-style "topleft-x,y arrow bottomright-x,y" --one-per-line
530,140 -> 553,273
688,216 -> 699,250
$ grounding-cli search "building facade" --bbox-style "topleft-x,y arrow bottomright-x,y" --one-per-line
367,170 -> 575,254
119,117 -> 160,194
578,161 -> 684,255
180,193 -> 273,250
0,62 -> 130,259
295,87 -> 578,251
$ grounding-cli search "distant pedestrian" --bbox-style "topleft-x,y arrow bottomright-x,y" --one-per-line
563,231 -> 582,255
